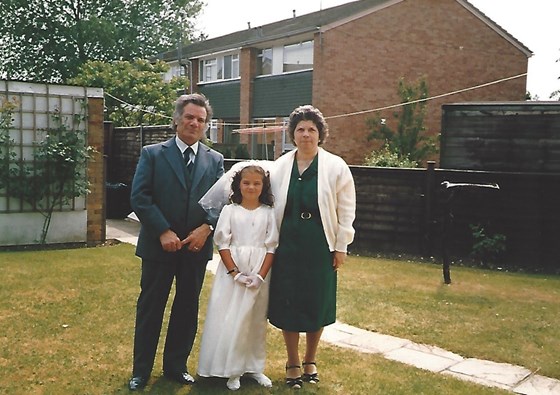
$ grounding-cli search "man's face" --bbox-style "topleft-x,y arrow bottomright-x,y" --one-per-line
176,103 -> 208,146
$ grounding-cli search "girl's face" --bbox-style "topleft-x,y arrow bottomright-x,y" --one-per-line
240,170 -> 264,203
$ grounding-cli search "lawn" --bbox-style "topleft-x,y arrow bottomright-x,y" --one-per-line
1,243 -> 557,394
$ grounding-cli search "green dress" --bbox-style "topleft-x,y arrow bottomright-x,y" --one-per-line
268,155 -> 336,332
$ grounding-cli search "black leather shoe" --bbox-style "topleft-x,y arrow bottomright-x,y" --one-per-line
163,371 -> 195,385
128,376 -> 148,391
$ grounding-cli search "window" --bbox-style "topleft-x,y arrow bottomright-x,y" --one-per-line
208,120 -> 218,143
199,53 -> 239,82
171,64 -> 183,77
223,54 -> 239,79
256,48 -> 273,76
283,41 -> 313,72
200,58 -> 217,82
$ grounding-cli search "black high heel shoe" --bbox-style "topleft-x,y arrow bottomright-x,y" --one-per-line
302,361 -> 319,384
285,364 -> 303,389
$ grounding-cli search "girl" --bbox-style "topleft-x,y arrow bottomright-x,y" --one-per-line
197,165 -> 278,391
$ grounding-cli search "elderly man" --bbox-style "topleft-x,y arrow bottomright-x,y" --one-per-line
128,93 -> 224,391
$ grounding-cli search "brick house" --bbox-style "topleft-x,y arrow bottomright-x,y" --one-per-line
158,0 -> 531,165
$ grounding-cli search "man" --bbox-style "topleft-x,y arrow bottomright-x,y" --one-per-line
128,93 -> 224,391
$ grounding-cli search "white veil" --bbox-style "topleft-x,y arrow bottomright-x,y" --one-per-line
198,160 -> 276,219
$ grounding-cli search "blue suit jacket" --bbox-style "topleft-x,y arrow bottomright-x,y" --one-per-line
130,138 -> 224,261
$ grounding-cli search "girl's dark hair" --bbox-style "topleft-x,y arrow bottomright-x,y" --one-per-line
230,165 -> 274,207
287,104 -> 329,145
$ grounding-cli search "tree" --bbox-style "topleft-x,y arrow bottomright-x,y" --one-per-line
69,59 -> 188,126
0,98 -> 94,244
0,0 -> 204,83
550,51 -> 560,100
365,77 -> 437,166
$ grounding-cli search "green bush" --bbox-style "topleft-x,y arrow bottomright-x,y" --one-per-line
469,223 -> 507,267
364,144 -> 419,168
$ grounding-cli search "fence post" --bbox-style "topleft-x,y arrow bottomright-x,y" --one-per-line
423,161 -> 436,256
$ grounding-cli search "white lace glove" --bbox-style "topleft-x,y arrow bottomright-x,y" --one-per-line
245,274 -> 265,289
234,272 -> 250,285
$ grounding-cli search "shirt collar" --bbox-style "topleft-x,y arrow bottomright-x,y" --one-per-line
175,136 -> 199,155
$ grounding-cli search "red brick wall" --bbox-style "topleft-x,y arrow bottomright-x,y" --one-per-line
239,47 -> 258,147
86,96 -> 106,245
314,0 -> 528,165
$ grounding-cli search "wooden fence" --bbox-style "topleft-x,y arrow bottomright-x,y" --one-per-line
106,123 -> 560,274
351,163 -> 560,273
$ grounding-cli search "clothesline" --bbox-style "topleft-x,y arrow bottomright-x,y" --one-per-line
232,125 -> 285,134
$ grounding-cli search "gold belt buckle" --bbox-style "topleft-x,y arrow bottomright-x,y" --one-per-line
300,212 -> 312,220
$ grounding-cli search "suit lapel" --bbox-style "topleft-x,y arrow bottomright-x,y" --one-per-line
162,138 -> 188,191
191,144 -> 210,192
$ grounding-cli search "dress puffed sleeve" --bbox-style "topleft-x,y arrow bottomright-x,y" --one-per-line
264,206 -> 279,253
213,204 -> 233,251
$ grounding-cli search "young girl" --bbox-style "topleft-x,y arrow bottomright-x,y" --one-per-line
197,165 -> 278,391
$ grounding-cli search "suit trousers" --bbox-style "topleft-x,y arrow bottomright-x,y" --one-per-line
132,251 -> 208,377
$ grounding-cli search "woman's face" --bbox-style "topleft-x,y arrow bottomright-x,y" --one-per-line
293,120 -> 320,151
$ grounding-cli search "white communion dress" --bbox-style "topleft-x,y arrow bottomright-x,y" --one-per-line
197,203 -> 278,379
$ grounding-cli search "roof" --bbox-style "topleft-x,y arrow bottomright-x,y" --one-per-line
158,0 -> 388,61
158,0 -> 532,62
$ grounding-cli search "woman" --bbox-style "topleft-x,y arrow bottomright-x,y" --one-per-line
268,105 -> 356,388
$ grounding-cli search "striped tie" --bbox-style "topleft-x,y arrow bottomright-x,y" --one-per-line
184,147 -> 194,174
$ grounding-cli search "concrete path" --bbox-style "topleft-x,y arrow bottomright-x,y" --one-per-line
106,217 -> 560,395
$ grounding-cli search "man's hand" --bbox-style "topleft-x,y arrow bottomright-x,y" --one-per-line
180,224 -> 212,252
159,229 -> 183,252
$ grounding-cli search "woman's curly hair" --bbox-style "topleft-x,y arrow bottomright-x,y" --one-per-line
287,105 -> 329,146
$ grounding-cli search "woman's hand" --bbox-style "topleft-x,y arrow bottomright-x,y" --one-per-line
333,251 -> 346,271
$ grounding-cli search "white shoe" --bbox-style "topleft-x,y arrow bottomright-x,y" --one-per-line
246,372 -> 272,388
226,376 -> 241,391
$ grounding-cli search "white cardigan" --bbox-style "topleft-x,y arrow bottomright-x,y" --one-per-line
271,148 -> 356,253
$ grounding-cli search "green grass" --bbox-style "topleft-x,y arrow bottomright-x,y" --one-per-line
1,243 -> 556,394
338,256 -> 560,381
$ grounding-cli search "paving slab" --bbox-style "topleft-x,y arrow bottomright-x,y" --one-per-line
384,345 -> 462,372
514,374 -> 560,395
442,369 -> 514,391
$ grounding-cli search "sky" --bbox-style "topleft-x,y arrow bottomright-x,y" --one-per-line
196,0 -> 559,100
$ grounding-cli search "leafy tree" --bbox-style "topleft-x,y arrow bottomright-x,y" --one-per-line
365,77 -> 437,166
69,59 -> 188,126
0,0 -> 204,83
551,51 -> 560,100
0,99 -> 94,244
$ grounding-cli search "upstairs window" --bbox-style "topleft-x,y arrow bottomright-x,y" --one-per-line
223,54 -> 239,79
199,53 -> 240,82
256,48 -> 273,76
200,58 -> 217,82
283,41 -> 313,72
